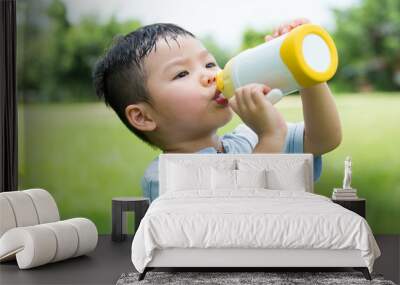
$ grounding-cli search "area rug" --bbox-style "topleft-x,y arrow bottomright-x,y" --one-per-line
116,271 -> 396,285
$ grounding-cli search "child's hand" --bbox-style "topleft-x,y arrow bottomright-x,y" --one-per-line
264,18 -> 310,42
228,83 -> 287,143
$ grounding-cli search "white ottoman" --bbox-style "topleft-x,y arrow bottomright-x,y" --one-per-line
0,189 -> 98,269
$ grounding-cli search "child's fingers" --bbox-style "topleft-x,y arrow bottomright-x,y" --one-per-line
251,86 -> 266,109
254,85 -> 273,107
297,17 -> 310,25
264,35 -> 273,42
247,84 -> 268,109
234,84 -> 272,113
250,91 -> 264,111
243,86 -> 257,111
247,85 -> 264,107
228,97 -> 238,113
271,18 -> 310,39
289,19 -> 302,29
262,84 -> 272,95
291,18 -> 310,28
278,22 -> 290,35
234,88 -> 245,114
251,89 -> 267,108
272,27 -> 279,37
275,25 -> 283,36
281,25 -> 290,35
289,21 -> 298,29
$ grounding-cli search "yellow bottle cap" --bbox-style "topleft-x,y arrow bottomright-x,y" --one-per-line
280,23 -> 338,87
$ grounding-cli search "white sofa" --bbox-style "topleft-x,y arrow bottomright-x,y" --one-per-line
0,188 -> 98,269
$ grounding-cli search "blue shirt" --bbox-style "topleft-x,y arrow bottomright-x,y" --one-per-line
141,122 -> 322,202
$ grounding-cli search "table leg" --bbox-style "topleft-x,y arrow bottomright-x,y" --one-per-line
112,201 -> 125,242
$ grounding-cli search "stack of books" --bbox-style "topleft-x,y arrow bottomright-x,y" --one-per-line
332,188 -> 358,200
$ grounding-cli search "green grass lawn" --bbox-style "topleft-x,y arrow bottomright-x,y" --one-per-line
18,93 -> 400,234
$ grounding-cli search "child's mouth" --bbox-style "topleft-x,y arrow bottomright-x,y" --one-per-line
213,90 -> 229,106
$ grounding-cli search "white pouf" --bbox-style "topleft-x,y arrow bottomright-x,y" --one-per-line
0,189 -> 98,269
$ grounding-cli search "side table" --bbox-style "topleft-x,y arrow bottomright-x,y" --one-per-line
112,197 -> 149,242
332,198 -> 366,218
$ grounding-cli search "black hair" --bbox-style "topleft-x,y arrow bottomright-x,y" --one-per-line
92,23 -> 195,149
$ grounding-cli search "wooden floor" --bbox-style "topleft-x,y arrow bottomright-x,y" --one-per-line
0,235 -> 399,285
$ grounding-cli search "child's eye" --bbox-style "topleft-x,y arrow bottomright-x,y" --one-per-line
173,71 -> 189,80
206,62 -> 216,68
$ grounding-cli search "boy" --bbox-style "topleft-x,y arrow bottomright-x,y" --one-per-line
93,18 -> 342,202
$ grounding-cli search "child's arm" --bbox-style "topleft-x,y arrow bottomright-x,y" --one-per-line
252,134 -> 286,153
300,83 -> 342,156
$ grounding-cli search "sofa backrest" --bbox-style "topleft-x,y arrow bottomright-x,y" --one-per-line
159,153 -> 314,195
0,189 -> 60,238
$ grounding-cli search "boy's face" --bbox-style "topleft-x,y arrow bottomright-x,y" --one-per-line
144,35 -> 233,138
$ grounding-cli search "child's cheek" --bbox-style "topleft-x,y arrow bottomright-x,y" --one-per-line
174,98 -> 199,115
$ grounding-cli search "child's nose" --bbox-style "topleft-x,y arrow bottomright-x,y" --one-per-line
201,74 -> 216,86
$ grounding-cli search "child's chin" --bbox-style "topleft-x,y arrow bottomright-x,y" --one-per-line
214,108 -> 233,126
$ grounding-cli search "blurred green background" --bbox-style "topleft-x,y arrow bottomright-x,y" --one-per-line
17,0 -> 400,234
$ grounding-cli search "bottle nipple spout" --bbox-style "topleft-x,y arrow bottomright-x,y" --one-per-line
216,71 -> 224,92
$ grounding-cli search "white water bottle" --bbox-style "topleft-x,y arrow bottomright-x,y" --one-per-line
216,23 -> 338,104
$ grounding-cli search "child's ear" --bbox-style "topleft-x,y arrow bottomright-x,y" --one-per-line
125,103 -> 156,132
